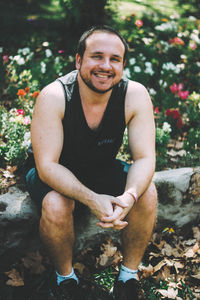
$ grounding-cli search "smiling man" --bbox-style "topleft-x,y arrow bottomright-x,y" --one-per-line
26,25 -> 157,300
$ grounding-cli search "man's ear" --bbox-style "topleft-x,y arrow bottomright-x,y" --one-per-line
76,53 -> 82,70
123,59 -> 127,67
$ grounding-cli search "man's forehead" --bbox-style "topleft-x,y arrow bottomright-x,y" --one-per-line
86,32 -> 124,48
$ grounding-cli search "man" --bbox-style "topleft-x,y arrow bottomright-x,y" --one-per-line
26,25 -> 157,300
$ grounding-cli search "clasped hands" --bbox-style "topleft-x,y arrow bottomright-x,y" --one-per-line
92,192 -> 136,230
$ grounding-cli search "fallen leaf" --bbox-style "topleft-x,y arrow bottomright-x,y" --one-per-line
139,264 -> 154,278
157,287 -> 178,299
22,251 -> 45,274
193,227 -> 200,241
5,268 -> 24,287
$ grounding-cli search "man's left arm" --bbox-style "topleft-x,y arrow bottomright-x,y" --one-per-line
99,81 -> 156,228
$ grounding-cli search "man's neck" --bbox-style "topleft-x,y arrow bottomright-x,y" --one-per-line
77,73 -> 113,105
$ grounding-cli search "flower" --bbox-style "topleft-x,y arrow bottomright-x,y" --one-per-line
169,37 -> 184,45
25,87 -> 30,93
17,109 -> 25,116
165,109 -> 183,128
3,55 -> 9,64
154,107 -> 159,114
135,19 -> 143,27
32,91 -> 40,98
178,90 -> 189,100
17,89 -> 26,97
162,122 -> 171,133
189,41 -> 197,50
58,49 -> 64,54
23,116 -> 31,125
170,83 -> 179,93
45,49 -> 52,58
170,82 -> 183,94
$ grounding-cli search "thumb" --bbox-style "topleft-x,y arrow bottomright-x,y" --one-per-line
112,198 -> 128,208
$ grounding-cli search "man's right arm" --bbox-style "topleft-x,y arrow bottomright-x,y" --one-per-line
31,81 -> 127,222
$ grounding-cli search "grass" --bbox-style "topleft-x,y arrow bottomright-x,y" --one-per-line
116,0 -> 180,17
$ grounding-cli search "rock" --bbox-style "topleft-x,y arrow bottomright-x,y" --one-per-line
0,167 -> 200,269
0,186 -> 39,270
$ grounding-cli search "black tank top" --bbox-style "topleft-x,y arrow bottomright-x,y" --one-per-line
57,70 -> 128,177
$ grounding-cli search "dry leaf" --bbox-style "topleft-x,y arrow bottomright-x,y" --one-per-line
153,260 -> 167,273
22,251 -> 45,274
157,287 -> 178,299
73,262 -> 86,275
139,264 -> 154,278
193,227 -> 200,241
5,268 -> 24,287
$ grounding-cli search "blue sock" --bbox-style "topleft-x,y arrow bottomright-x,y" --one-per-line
56,268 -> 79,286
118,264 -> 138,283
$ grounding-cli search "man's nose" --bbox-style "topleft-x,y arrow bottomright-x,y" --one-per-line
99,58 -> 112,70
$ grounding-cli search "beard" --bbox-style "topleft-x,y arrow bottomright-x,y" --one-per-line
79,69 -> 118,94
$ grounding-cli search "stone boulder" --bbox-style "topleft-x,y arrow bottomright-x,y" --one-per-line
0,167 -> 199,269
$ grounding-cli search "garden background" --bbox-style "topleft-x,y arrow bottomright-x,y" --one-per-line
0,0 -> 200,299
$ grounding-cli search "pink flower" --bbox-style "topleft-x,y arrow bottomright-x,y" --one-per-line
170,82 -> 184,94
178,90 -> 189,100
189,42 -> 197,50
135,20 -> 143,27
58,50 -> 64,54
23,116 -> 31,125
154,107 -> 159,114
3,55 -> 9,64
17,109 -> 25,116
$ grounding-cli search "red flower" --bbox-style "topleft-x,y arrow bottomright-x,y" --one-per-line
154,107 -> 159,114
17,89 -> 26,97
170,83 -> 179,94
32,91 -> 40,98
135,19 -> 143,27
169,37 -> 184,45
17,109 -> 25,116
178,90 -> 189,100
25,87 -> 30,93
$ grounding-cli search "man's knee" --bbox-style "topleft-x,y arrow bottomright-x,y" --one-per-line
137,182 -> 157,214
41,190 -> 75,225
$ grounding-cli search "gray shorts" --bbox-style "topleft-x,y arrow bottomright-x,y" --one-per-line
26,159 -> 130,212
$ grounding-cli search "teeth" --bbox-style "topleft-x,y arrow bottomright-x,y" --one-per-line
96,74 -> 108,78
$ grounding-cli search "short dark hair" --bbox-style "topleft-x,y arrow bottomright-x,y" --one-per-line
77,25 -> 128,62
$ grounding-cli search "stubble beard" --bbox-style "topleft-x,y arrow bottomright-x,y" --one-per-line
79,69 -> 118,94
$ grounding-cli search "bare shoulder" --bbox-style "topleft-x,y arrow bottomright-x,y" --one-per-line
125,80 -> 153,123
35,80 -> 65,118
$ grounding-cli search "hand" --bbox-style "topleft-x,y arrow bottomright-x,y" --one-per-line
89,194 -> 128,223
96,192 -> 136,230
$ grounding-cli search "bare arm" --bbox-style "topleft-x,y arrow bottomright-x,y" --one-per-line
100,81 -> 155,227
31,81 -> 127,221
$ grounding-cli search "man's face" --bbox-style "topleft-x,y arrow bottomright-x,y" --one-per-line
76,32 -> 125,94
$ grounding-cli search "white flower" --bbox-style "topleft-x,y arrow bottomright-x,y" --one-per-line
176,63 -> 185,70
18,47 -> 30,56
145,62 -> 154,75
190,32 -> 200,44
129,58 -> 136,65
0,47 -> 3,53
13,55 -> 25,65
162,122 -> 171,133
160,40 -> 171,51
42,41 -> 49,47
45,49 -> 52,58
188,16 -> 196,21
134,66 -> 141,73
180,54 -> 187,60
155,21 -> 177,32
159,80 -> 167,87
162,62 -> 181,74
149,88 -> 156,96
22,132 -> 31,148
41,61 -> 46,74
142,37 -> 153,45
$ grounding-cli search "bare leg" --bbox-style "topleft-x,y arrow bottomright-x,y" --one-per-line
39,190 -> 75,275
121,183 -> 157,270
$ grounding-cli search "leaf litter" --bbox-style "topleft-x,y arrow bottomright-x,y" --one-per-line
0,225 -> 199,299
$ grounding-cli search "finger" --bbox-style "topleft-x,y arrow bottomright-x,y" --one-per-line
112,198 -> 128,208
96,222 -> 114,228
102,207 -> 123,222
113,219 -> 128,226
113,222 -> 128,230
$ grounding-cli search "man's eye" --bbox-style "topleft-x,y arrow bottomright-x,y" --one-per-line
111,57 -> 120,62
92,55 -> 102,59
